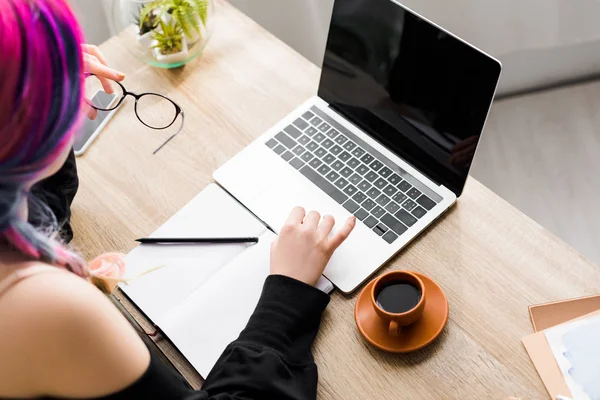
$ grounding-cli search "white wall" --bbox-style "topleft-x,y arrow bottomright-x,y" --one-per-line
70,0 -> 600,95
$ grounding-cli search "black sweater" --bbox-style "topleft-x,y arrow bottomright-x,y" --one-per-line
43,275 -> 330,400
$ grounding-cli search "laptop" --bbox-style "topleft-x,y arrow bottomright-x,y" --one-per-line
214,0 -> 502,294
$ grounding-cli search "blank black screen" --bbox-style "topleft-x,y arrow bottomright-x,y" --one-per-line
318,0 -> 501,196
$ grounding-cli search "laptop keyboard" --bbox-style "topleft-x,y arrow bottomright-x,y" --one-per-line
264,108 -> 439,244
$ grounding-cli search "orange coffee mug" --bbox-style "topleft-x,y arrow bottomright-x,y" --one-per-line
371,271 -> 426,336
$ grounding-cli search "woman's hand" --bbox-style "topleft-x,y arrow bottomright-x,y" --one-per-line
270,207 -> 356,286
82,44 -> 125,120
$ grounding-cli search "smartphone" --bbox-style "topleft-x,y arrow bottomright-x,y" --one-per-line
74,91 -> 121,156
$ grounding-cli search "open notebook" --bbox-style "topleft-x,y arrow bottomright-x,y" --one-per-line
120,184 -> 334,378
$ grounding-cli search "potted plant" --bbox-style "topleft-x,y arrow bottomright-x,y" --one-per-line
134,4 -> 159,48
151,19 -> 189,64
161,0 -> 209,44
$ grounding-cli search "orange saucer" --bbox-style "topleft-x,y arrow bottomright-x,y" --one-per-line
354,271 -> 449,353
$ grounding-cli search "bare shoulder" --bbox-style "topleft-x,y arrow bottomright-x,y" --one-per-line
0,267 -> 150,398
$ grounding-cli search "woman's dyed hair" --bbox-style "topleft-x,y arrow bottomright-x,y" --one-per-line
0,0 -> 87,276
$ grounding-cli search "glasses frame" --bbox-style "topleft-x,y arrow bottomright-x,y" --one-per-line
85,74 -> 185,154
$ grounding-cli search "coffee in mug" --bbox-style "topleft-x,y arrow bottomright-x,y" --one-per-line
375,282 -> 422,314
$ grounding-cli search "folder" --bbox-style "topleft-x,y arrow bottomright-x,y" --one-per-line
529,294 -> 600,332
522,295 -> 600,399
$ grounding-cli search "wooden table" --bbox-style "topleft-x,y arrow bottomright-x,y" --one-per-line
72,1 -> 600,398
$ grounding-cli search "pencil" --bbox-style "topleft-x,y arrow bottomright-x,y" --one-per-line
136,237 -> 259,244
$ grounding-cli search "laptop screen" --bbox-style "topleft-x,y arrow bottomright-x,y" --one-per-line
318,0 -> 501,197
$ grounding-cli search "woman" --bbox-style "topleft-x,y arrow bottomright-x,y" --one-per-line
0,1 -> 356,399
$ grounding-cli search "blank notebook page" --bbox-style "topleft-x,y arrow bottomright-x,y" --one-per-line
120,184 -> 267,325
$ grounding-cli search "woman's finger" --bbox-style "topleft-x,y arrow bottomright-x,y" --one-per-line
327,216 -> 356,251
303,211 -> 321,229
98,75 -> 114,94
284,206 -> 305,226
82,44 -> 107,66
87,104 -> 98,120
84,54 -> 125,81
316,215 -> 335,239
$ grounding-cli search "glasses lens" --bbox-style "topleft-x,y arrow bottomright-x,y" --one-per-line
136,94 -> 178,129
85,75 -> 124,110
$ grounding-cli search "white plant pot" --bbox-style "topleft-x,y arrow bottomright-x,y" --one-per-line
152,38 -> 189,64
136,30 -> 154,49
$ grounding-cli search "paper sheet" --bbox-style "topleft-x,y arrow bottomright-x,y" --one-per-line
120,184 -> 267,324
545,315 -> 600,400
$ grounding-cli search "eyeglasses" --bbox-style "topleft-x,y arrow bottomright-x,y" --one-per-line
85,74 -> 185,154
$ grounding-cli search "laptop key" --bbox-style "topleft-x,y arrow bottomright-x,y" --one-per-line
302,111 -> 314,120
289,157 -> 304,170
360,154 -> 374,164
374,178 -> 387,189
354,208 -> 369,221
275,132 -> 296,149
273,144 -> 286,155
322,139 -> 335,149
371,206 -> 385,218
363,216 -> 378,228
376,194 -> 390,206
281,151 -> 294,162
395,209 -> 417,227
379,167 -> 392,178
343,199 -> 359,213
353,192 -> 367,204
330,145 -> 343,156
301,152 -> 314,162
407,188 -> 422,200
340,166 -> 353,178
373,224 -> 387,236
417,195 -> 436,211
323,154 -> 336,164
382,231 -> 399,244
331,160 -> 344,171
367,187 -> 381,199
387,173 -> 402,185
335,135 -> 348,145
299,166 -> 347,205
362,198 -> 376,210
298,135 -> 310,145
347,157 -> 360,169
326,171 -> 340,182
326,128 -> 339,138
293,118 -> 309,130
383,185 -> 397,196
385,201 -> 401,214
358,180 -> 372,192
398,180 -> 412,192
402,199 -> 417,212
313,133 -> 326,143
284,125 -> 302,139
306,141 -> 319,151
343,141 -> 356,151
412,206 -> 427,219
392,192 -> 407,204
352,147 -> 366,158
292,146 -> 305,156
338,151 -> 352,162
349,173 -> 362,185
317,164 -> 331,175
381,213 -> 408,235
343,184 -> 358,196
309,158 -> 322,169
310,116 -> 323,127
319,122 -> 331,132
365,171 -> 378,182
355,164 -> 369,175
314,147 -> 327,158
304,127 -> 318,136
265,138 -> 278,148
370,160 -> 383,171
335,178 -> 349,189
